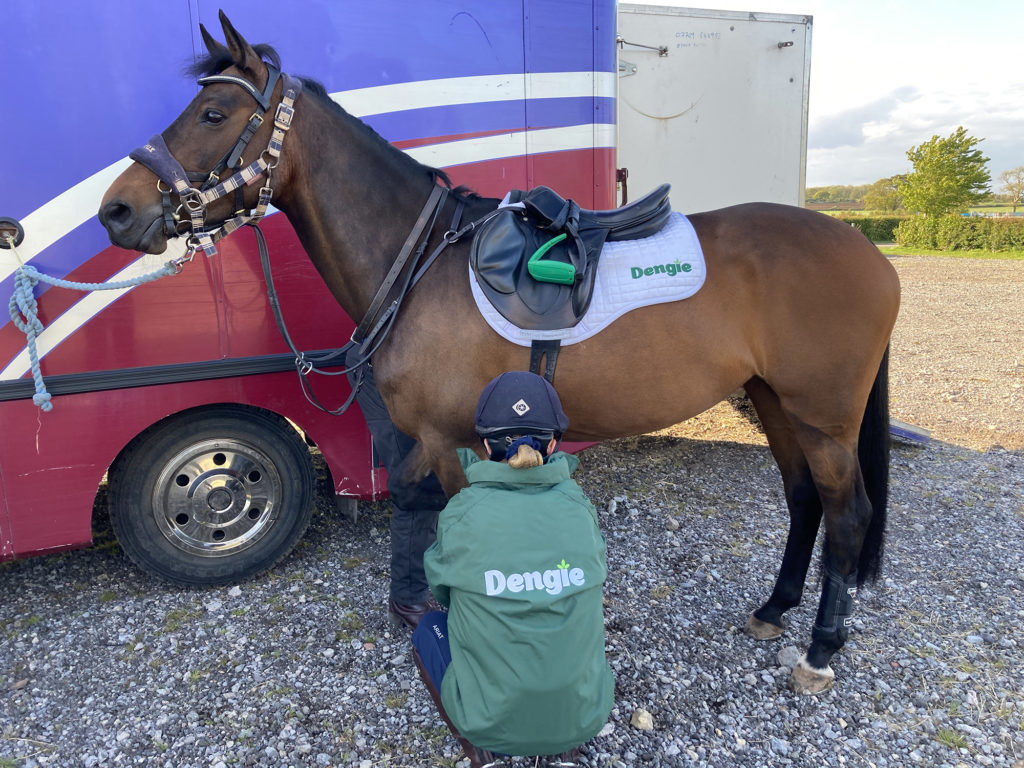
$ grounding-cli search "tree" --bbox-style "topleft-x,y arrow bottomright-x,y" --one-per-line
804,184 -> 871,206
999,166 -> 1024,213
863,175 -> 905,212
897,127 -> 991,216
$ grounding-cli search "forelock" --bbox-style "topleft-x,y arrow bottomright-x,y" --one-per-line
185,44 -> 281,79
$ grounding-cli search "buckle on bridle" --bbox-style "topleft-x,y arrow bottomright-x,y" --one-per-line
181,191 -> 205,213
274,102 -> 295,129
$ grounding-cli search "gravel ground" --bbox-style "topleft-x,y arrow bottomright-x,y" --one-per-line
2,255 -> 1023,768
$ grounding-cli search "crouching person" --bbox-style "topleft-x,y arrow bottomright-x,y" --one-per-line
412,371 -> 614,767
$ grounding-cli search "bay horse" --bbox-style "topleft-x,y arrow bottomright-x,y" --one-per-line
98,13 -> 900,695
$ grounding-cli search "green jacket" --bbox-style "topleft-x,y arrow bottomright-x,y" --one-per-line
423,450 -> 613,756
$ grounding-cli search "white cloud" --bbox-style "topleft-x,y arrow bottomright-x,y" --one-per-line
810,87 -> 919,150
808,83 -> 1024,185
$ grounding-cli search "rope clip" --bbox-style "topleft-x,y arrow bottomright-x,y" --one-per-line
170,251 -> 196,273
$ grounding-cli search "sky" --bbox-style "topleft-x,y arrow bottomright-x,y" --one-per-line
651,0 -> 1024,188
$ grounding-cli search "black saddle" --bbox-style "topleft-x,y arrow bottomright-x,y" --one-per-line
470,183 -> 672,330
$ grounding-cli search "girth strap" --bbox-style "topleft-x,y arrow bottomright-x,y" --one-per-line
529,339 -> 561,383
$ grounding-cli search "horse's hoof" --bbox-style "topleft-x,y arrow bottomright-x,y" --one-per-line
789,656 -> 835,695
744,614 -> 784,640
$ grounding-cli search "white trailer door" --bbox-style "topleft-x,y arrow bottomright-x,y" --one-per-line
617,4 -> 811,211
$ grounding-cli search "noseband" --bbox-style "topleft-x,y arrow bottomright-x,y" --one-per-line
129,64 -> 302,259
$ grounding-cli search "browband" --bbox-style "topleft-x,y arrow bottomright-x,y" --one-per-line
197,65 -> 282,111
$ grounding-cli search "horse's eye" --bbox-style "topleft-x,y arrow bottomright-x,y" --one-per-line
202,109 -> 226,126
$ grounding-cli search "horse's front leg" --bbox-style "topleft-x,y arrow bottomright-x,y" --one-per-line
746,466 -> 822,639
388,441 -> 455,510
743,380 -> 824,640
391,434 -> 470,502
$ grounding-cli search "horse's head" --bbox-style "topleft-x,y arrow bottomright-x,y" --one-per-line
99,11 -> 294,254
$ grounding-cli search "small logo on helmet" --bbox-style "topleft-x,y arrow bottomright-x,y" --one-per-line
512,399 -> 530,416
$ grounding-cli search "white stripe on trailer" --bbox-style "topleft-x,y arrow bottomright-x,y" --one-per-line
334,71 -> 616,117
406,123 -> 615,167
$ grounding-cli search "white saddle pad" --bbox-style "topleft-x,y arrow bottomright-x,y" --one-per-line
469,212 -> 705,345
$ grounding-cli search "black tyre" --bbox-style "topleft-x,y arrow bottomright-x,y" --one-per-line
109,406 -> 315,586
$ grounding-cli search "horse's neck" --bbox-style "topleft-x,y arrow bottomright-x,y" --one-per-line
274,95 -> 443,320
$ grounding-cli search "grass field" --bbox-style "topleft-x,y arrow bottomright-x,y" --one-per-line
817,207 -> 1022,217
809,206 -> 1024,258
968,204 -> 1021,215
878,244 -> 1024,260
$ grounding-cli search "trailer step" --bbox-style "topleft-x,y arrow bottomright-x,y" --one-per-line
890,418 -> 931,444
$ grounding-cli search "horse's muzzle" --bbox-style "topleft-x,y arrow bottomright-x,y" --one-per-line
98,198 -> 169,254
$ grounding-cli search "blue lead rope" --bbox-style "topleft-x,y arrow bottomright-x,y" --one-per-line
8,259 -> 180,411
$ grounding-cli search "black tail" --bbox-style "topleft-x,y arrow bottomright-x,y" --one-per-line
856,346 -> 890,585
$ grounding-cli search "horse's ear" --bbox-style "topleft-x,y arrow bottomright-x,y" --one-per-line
218,9 -> 262,74
199,23 -> 229,59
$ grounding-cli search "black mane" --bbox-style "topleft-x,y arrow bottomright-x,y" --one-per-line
185,44 -> 282,79
296,79 -> 476,196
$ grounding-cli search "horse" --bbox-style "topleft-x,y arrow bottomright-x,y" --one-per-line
98,12 -> 900,695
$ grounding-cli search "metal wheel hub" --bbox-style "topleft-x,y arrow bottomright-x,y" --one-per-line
152,438 -> 282,557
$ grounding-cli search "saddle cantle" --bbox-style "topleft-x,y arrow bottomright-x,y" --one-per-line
470,183 -> 672,330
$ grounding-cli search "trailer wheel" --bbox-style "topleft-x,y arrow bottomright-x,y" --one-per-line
109,406 -> 315,586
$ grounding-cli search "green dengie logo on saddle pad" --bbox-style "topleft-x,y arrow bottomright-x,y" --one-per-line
630,259 -> 693,279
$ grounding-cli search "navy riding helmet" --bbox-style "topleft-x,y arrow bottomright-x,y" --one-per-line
474,371 -> 569,460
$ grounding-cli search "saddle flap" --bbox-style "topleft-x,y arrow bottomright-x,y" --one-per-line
472,210 -> 537,294
470,209 -> 583,329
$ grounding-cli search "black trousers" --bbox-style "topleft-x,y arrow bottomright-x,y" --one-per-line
346,349 -> 446,603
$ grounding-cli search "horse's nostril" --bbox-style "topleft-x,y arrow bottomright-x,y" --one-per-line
101,201 -> 134,230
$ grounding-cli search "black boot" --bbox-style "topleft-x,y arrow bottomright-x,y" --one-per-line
412,647 -> 499,767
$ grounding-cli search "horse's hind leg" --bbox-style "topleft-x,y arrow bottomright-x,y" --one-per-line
744,378 -> 876,694
742,378 -> 823,640
785,419 -> 873,695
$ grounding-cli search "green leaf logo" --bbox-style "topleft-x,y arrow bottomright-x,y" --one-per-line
556,559 -> 570,570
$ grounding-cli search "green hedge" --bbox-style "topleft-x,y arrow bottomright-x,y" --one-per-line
894,216 -> 1024,251
831,215 -> 907,243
